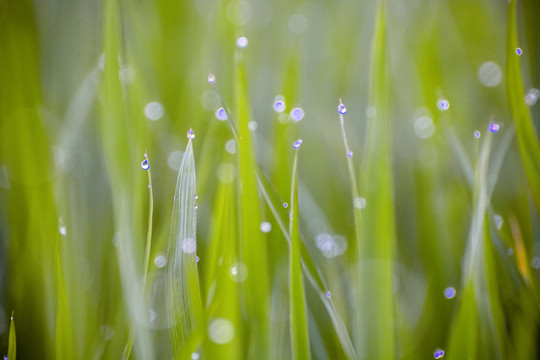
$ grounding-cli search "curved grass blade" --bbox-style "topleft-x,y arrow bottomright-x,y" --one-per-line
8,311 -> 16,360
235,46 -> 271,357
167,135 -> 203,359
289,145 -> 311,360
506,0 -> 540,213
354,1 -> 396,358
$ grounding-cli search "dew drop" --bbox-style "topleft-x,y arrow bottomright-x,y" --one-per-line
326,292 -> 331,298
225,139 -> 236,154
414,116 -> 435,139
59,225 -> 67,236
248,121 -> 258,131
354,197 -> 367,209
437,98 -> 450,111
474,130 -> 481,139
489,123 -> 500,133
229,262 -> 248,282
187,129 -> 196,139
194,194 -> 199,200
194,204 -> 199,210
236,36 -> 248,49
191,352 -> 200,360
154,253 -> 167,268
516,47 -> 522,56
182,237 -> 196,254
208,74 -> 216,84
149,309 -> 157,323
347,151 -> 353,158
337,103 -> 347,115
434,348 -> 445,359
141,159 -> 150,170
196,256 -> 200,262
274,96 -> 286,113
477,61 -> 502,87
208,318 -> 235,344
293,139 -> 303,149
494,214 -> 503,230
316,233 -> 348,258
144,101 -> 165,121
260,221 -> 272,233
444,287 -> 456,299
283,202 -> 288,208
290,107 -> 305,122
525,88 -> 540,106
215,107 -> 227,121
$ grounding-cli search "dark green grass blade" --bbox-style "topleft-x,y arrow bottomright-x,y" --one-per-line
289,148 -> 311,360
506,0 -> 540,213
167,137 -> 203,359
355,1 -> 396,358
8,312 -> 16,360
235,47 -> 271,357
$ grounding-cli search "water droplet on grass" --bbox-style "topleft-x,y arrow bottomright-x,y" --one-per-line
283,202 -> 288,208
489,123 -> 500,133
196,256 -> 200,262
187,129 -> 195,139
434,348 -> 445,359
274,96 -> 286,112
194,194 -> 199,200
215,107 -> 227,121
194,204 -> 199,210
474,131 -> 481,139
182,237 -> 196,254
316,233 -> 348,258
477,61 -> 502,87
414,116 -> 435,139
229,262 -> 248,282
337,103 -> 347,115
525,88 -> 540,106
494,214 -> 503,230
141,159 -> 149,170
225,139 -> 236,154
59,225 -> 67,236
326,292 -> 331,298
144,101 -> 165,121
208,74 -> 215,84
444,287 -> 456,299
236,36 -> 248,48
437,98 -> 450,111
293,139 -> 303,149
354,197 -> 367,209
260,221 -> 272,233
516,48 -> 522,56
248,121 -> 258,131
347,152 -> 353,158
209,318 -> 235,344
191,352 -> 200,360
290,107 -> 305,122
154,253 -> 167,268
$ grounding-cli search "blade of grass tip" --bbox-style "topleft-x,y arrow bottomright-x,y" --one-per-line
167,130 -> 203,359
506,0 -> 540,214
355,1 -> 396,359
289,140 -> 311,360
8,311 -> 16,360
234,41 -> 271,357
123,150 -> 155,359
255,168 -> 357,359
449,133 -> 505,359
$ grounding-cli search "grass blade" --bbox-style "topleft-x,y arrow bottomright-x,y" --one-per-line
167,134 -> 203,358
8,311 -> 16,360
289,143 -> 311,360
505,0 -> 540,213
354,1 -> 396,358
235,46 -> 271,357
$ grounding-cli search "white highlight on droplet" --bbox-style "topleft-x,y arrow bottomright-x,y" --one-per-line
477,61 -> 502,87
154,253 -> 167,268
208,318 -> 235,344
260,221 -> 272,233
236,36 -> 248,49
182,237 -> 196,254
229,262 -> 248,282
144,101 -> 165,121
225,139 -> 236,154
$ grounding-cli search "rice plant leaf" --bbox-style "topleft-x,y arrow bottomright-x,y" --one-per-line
235,47 -> 271,357
167,137 -> 203,359
8,311 -> 16,360
354,0 -> 396,358
54,245 -> 75,360
506,0 -> 540,213
289,150 -> 311,360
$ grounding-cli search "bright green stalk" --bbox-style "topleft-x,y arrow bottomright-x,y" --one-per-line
289,145 -> 311,360
8,312 -> 16,360
355,0 -> 396,358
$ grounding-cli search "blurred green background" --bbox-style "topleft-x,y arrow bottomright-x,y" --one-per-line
1,0 -> 539,359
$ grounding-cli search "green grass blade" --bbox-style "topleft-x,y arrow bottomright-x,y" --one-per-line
506,0 -> 540,213
54,243 -> 75,359
167,135 -> 203,358
289,144 -> 311,360
355,1 -> 396,358
235,46 -> 271,357
8,311 -> 16,360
